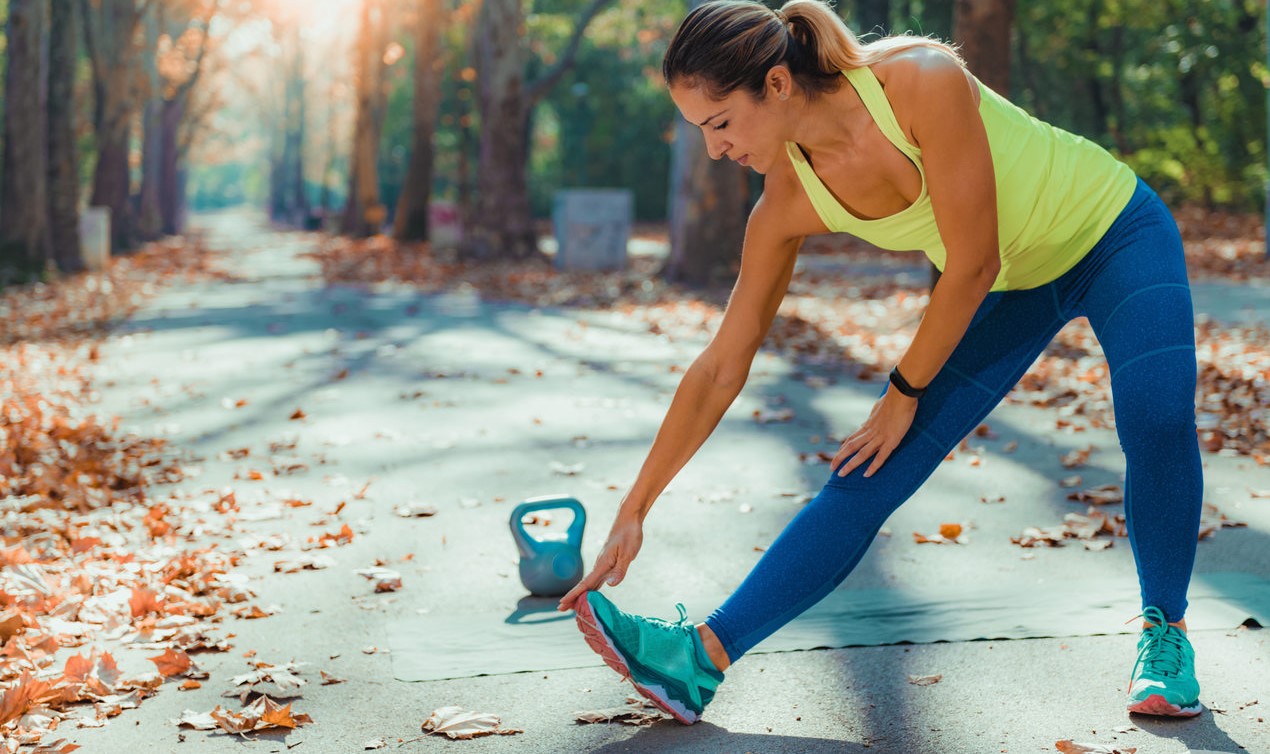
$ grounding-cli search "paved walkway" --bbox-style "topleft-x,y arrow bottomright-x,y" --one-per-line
69,210 -> 1268,753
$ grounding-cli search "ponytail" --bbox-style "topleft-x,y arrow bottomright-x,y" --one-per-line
664,0 -> 962,100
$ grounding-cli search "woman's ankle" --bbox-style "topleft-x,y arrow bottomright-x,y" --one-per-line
695,623 -> 731,672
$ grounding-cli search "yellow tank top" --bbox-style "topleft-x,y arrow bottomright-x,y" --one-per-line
785,65 -> 1137,291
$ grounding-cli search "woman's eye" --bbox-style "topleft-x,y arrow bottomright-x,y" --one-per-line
713,121 -> 729,131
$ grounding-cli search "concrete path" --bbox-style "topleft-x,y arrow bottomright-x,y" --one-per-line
68,210 -> 1268,753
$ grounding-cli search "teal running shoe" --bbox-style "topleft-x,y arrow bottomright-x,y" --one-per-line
1127,606 -> 1202,717
572,591 -> 724,724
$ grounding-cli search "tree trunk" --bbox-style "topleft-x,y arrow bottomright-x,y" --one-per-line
0,0 -> 51,280
662,105 -> 747,287
137,5 -> 164,241
341,0 -> 390,237
467,0 -> 533,258
159,94 -> 184,234
48,0 -> 83,273
83,0 -> 144,254
466,0 -> 614,260
393,0 -> 446,242
271,22 -> 307,227
943,0 -> 1015,289
952,0 -> 1016,95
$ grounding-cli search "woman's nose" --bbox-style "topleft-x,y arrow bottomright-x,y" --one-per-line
705,136 -> 729,161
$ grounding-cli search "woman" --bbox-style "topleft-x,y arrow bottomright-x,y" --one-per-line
557,0 -> 1204,724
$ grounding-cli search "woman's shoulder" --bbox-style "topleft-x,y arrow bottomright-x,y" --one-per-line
869,46 -> 981,139
871,45 -> 966,87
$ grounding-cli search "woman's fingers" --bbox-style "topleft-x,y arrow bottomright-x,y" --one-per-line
832,431 -> 870,471
863,440 -> 896,478
838,436 -> 884,477
838,440 -> 878,477
558,553 -> 616,610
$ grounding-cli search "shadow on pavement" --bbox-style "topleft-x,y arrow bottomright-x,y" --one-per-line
587,721 -> 877,753
1131,709 -> 1250,753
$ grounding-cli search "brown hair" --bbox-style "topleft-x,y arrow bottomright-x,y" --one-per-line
663,0 -> 963,100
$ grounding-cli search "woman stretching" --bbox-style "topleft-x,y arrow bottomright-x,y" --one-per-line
557,0 -> 1203,724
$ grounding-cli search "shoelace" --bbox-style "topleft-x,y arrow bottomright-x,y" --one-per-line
626,602 -> 692,634
1130,606 -> 1187,680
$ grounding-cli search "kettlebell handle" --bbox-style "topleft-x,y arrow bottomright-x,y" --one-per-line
509,495 -> 587,551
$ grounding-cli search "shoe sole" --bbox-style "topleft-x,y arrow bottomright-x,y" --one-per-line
572,595 -> 700,725
1128,693 -> 1203,717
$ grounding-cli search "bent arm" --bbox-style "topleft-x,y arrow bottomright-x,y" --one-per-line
617,199 -> 801,523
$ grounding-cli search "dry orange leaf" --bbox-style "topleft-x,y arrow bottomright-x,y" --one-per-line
289,408 -> 307,420
149,648 -> 192,677
1055,742 -> 1137,754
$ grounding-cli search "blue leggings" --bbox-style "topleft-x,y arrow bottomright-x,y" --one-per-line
704,178 -> 1203,662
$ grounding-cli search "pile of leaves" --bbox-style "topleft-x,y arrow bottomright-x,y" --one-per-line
306,232 -> 1269,459
0,240 -> 287,750
1174,204 -> 1270,280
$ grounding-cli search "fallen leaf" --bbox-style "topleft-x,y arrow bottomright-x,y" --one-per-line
354,567 -> 403,592
1066,484 -> 1123,505
1060,446 -> 1094,469
550,461 -> 584,476
575,696 -> 666,726
422,706 -> 523,739
1054,741 -> 1137,754
907,674 -> 942,686
394,503 -> 438,518
148,648 -> 192,678
753,407 -> 794,424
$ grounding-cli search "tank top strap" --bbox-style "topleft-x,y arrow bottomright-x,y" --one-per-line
842,66 -> 922,164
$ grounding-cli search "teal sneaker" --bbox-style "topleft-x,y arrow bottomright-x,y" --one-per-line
1127,606 -> 1202,717
572,591 -> 724,724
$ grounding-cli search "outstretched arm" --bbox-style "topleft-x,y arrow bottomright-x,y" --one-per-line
559,197 -> 802,609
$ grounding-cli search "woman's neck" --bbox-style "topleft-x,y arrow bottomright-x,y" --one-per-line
787,80 -> 868,162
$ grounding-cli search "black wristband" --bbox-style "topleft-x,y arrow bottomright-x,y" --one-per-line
888,366 -> 927,399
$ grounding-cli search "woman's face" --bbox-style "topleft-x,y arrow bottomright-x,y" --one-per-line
669,79 -> 790,175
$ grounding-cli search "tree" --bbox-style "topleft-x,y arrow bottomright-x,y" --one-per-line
0,0 -> 50,281
82,0 -> 147,253
953,0 -> 1016,95
393,0 -> 447,242
270,20 -> 308,227
341,0 -> 392,237
465,0 -> 614,260
661,0 -> 747,287
157,2 -> 217,234
48,0 -> 83,273
138,7 -> 164,241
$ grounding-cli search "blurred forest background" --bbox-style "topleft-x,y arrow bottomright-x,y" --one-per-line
0,0 -> 1266,287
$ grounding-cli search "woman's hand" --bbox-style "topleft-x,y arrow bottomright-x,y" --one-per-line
557,515 -> 644,611
831,388 -> 919,478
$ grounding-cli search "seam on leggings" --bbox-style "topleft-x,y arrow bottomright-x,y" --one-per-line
1110,344 -> 1196,382
917,427 -> 945,450
1102,283 -> 1190,333
943,364 -> 996,395
1050,283 -> 1063,320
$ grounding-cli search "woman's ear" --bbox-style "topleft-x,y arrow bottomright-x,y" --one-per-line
766,65 -> 793,101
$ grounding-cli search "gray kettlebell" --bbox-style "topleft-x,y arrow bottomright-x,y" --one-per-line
509,495 -> 586,597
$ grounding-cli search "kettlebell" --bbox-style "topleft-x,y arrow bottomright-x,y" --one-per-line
509,495 -> 586,597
